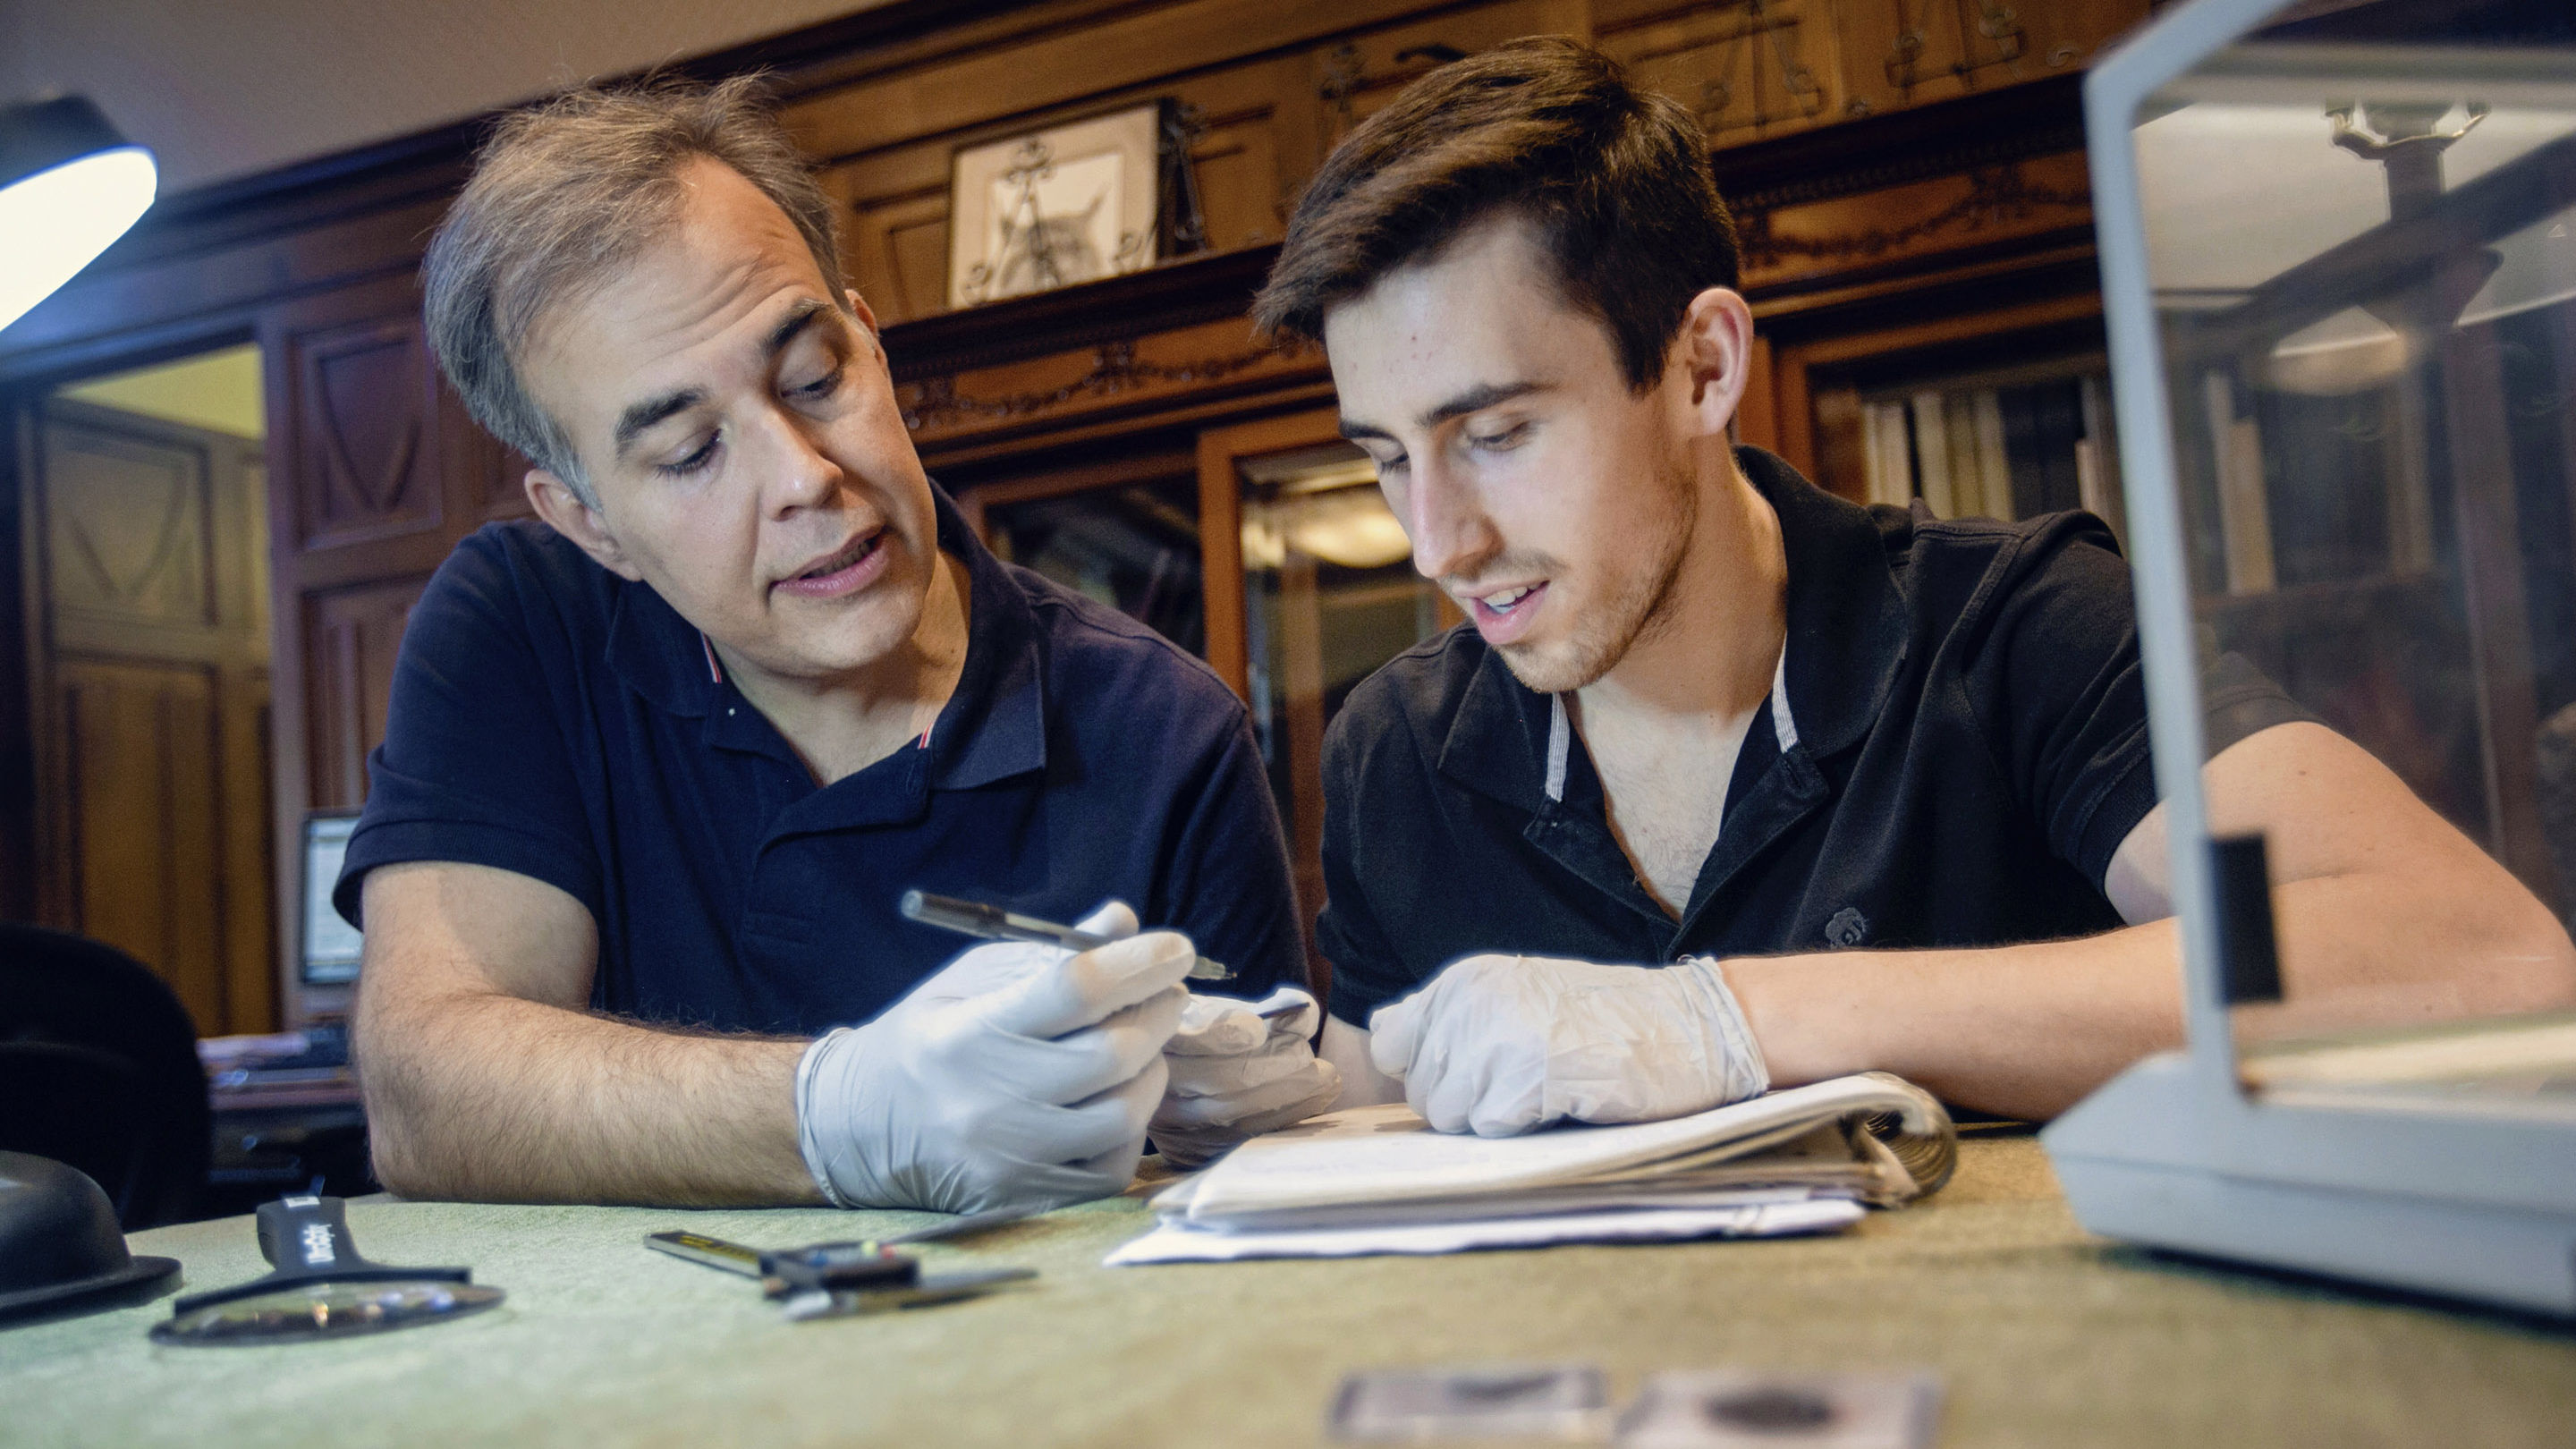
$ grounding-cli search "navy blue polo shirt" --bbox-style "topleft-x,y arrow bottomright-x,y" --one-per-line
1317,446 -> 2309,1029
335,487 -> 1302,1035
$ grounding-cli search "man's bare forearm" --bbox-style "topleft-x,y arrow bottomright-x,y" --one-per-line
1729,869 -> 2576,1121
360,989 -> 816,1205
355,861 -> 821,1206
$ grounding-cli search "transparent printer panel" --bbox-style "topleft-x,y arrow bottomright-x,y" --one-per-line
2131,40 -> 2576,1094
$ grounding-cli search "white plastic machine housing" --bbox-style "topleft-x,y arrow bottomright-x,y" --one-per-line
2040,0 -> 2576,1317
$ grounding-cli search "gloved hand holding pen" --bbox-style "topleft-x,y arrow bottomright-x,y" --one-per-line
1366,953 -> 1769,1137
795,902 -> 1195,1214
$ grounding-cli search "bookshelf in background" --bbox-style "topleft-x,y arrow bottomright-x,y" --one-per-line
1852,362 -> 2124,537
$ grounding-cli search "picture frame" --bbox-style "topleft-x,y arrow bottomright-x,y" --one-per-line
947,100 -> 1200,309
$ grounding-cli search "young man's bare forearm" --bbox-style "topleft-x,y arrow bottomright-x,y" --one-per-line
1730,865 -> 2576,1121
355,861 -> 819,1206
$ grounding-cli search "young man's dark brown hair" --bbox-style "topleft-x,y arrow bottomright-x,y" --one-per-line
1252,35 -> 1740,393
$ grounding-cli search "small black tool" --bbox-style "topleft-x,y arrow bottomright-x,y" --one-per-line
152,1195 -> 503,1345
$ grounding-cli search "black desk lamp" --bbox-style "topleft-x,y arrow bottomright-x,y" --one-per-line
0,96 -> 157,335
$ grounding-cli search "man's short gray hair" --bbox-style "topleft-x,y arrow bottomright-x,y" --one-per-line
423,75 -> 845,504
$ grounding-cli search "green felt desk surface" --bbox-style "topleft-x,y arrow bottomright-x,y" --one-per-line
3,1135 -> 2570,1447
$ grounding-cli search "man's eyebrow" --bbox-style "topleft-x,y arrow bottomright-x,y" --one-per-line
1338,381 -> 1546,444
764,299 -> 833,358
1419,381 -> 1542,428
609,302 -> 843,460
613,388 -> 707,460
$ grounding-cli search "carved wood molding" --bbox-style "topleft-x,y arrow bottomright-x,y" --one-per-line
898,333 -> 1317,434
1735,162 -> 2092,272
1712,71 -> 2086,214
884,244 -> 1283,383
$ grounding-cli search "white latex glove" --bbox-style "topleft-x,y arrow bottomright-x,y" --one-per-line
1366,953 -> 1767,1137
796,902 -> 1195,1213
1149,985 -> 1343,1170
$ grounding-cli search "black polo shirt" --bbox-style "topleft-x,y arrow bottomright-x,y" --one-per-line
1316,446 -> 2307,1029
335,487 -> 1302,1035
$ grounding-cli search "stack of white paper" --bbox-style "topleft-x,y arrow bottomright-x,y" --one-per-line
1107,1072 -> 1953,1266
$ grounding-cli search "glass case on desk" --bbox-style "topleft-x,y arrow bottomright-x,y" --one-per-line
2127,27 -> 2576,1055
2045,0 -> 2576,1319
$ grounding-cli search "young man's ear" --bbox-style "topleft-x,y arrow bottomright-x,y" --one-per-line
1673,285 -> 1755,442
525,469 -> 644,581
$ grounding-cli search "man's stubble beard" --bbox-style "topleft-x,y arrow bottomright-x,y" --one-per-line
1492,453 -> 1699,696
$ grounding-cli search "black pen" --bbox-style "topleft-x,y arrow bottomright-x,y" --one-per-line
900,891 -> 1235,982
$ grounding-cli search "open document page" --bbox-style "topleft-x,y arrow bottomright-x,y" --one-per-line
1106,1072 -> 1954,1266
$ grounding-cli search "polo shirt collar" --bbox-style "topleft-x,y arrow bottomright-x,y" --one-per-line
1435,445 -> 1907,809
599,482 -> 1048,789
1746,445 -> 1910,761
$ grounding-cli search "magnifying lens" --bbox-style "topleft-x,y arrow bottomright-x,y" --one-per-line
152,1278 -> 504,1344
150,1196 -> 504,1347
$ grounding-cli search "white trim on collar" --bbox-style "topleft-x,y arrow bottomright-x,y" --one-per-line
1544,642 -> 1795,805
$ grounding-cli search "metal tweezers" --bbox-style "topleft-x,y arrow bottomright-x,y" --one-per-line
646,1208 -> 1037,1321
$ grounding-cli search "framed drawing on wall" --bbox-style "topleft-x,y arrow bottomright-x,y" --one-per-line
947,101 -> 1200,309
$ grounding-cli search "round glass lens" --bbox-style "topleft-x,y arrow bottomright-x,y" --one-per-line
149,1281 -> 504,1346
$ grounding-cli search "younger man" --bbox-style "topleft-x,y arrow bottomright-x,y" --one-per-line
1254,39 -> 2574,1133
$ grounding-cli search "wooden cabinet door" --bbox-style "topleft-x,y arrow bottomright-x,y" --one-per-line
260,274 -> 486,1020
24,398 -> 275,1035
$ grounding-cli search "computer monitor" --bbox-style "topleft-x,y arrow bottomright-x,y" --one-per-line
300,811 -> 362,986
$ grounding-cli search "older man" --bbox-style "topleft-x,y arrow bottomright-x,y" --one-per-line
340,79 -> 1335,1210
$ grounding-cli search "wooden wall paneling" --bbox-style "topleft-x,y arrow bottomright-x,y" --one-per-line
50,657 -> 227,1033
302,578 -> 426,815
221,670 -> 278,1033
902,314 -> 1328,456
1595,0 -> 1845,145
1835,0 -> 2146,121
782,0 -> 1450,165
1767,333 -> 1820,479
1173,55 -> 1311,256
29,401 -> 275,1033
261,273 -> 477,1021
825,52 -> 1313,327
284,311 -> 446,553
1733,148 -> 2096,300
1311,0 -> 1593,149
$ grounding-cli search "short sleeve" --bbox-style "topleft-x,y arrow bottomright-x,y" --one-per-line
1153,710 -> 1308,1003
1967,519 -> 2157,888
1970,517 -> 2317,889
1312,707 -> 1414,1029
333,532 -> 603,928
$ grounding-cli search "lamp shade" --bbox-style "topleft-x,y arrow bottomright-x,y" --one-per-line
0,96 -> 157,335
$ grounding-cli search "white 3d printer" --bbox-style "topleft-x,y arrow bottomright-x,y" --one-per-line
2043,0 -> 2576,1316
